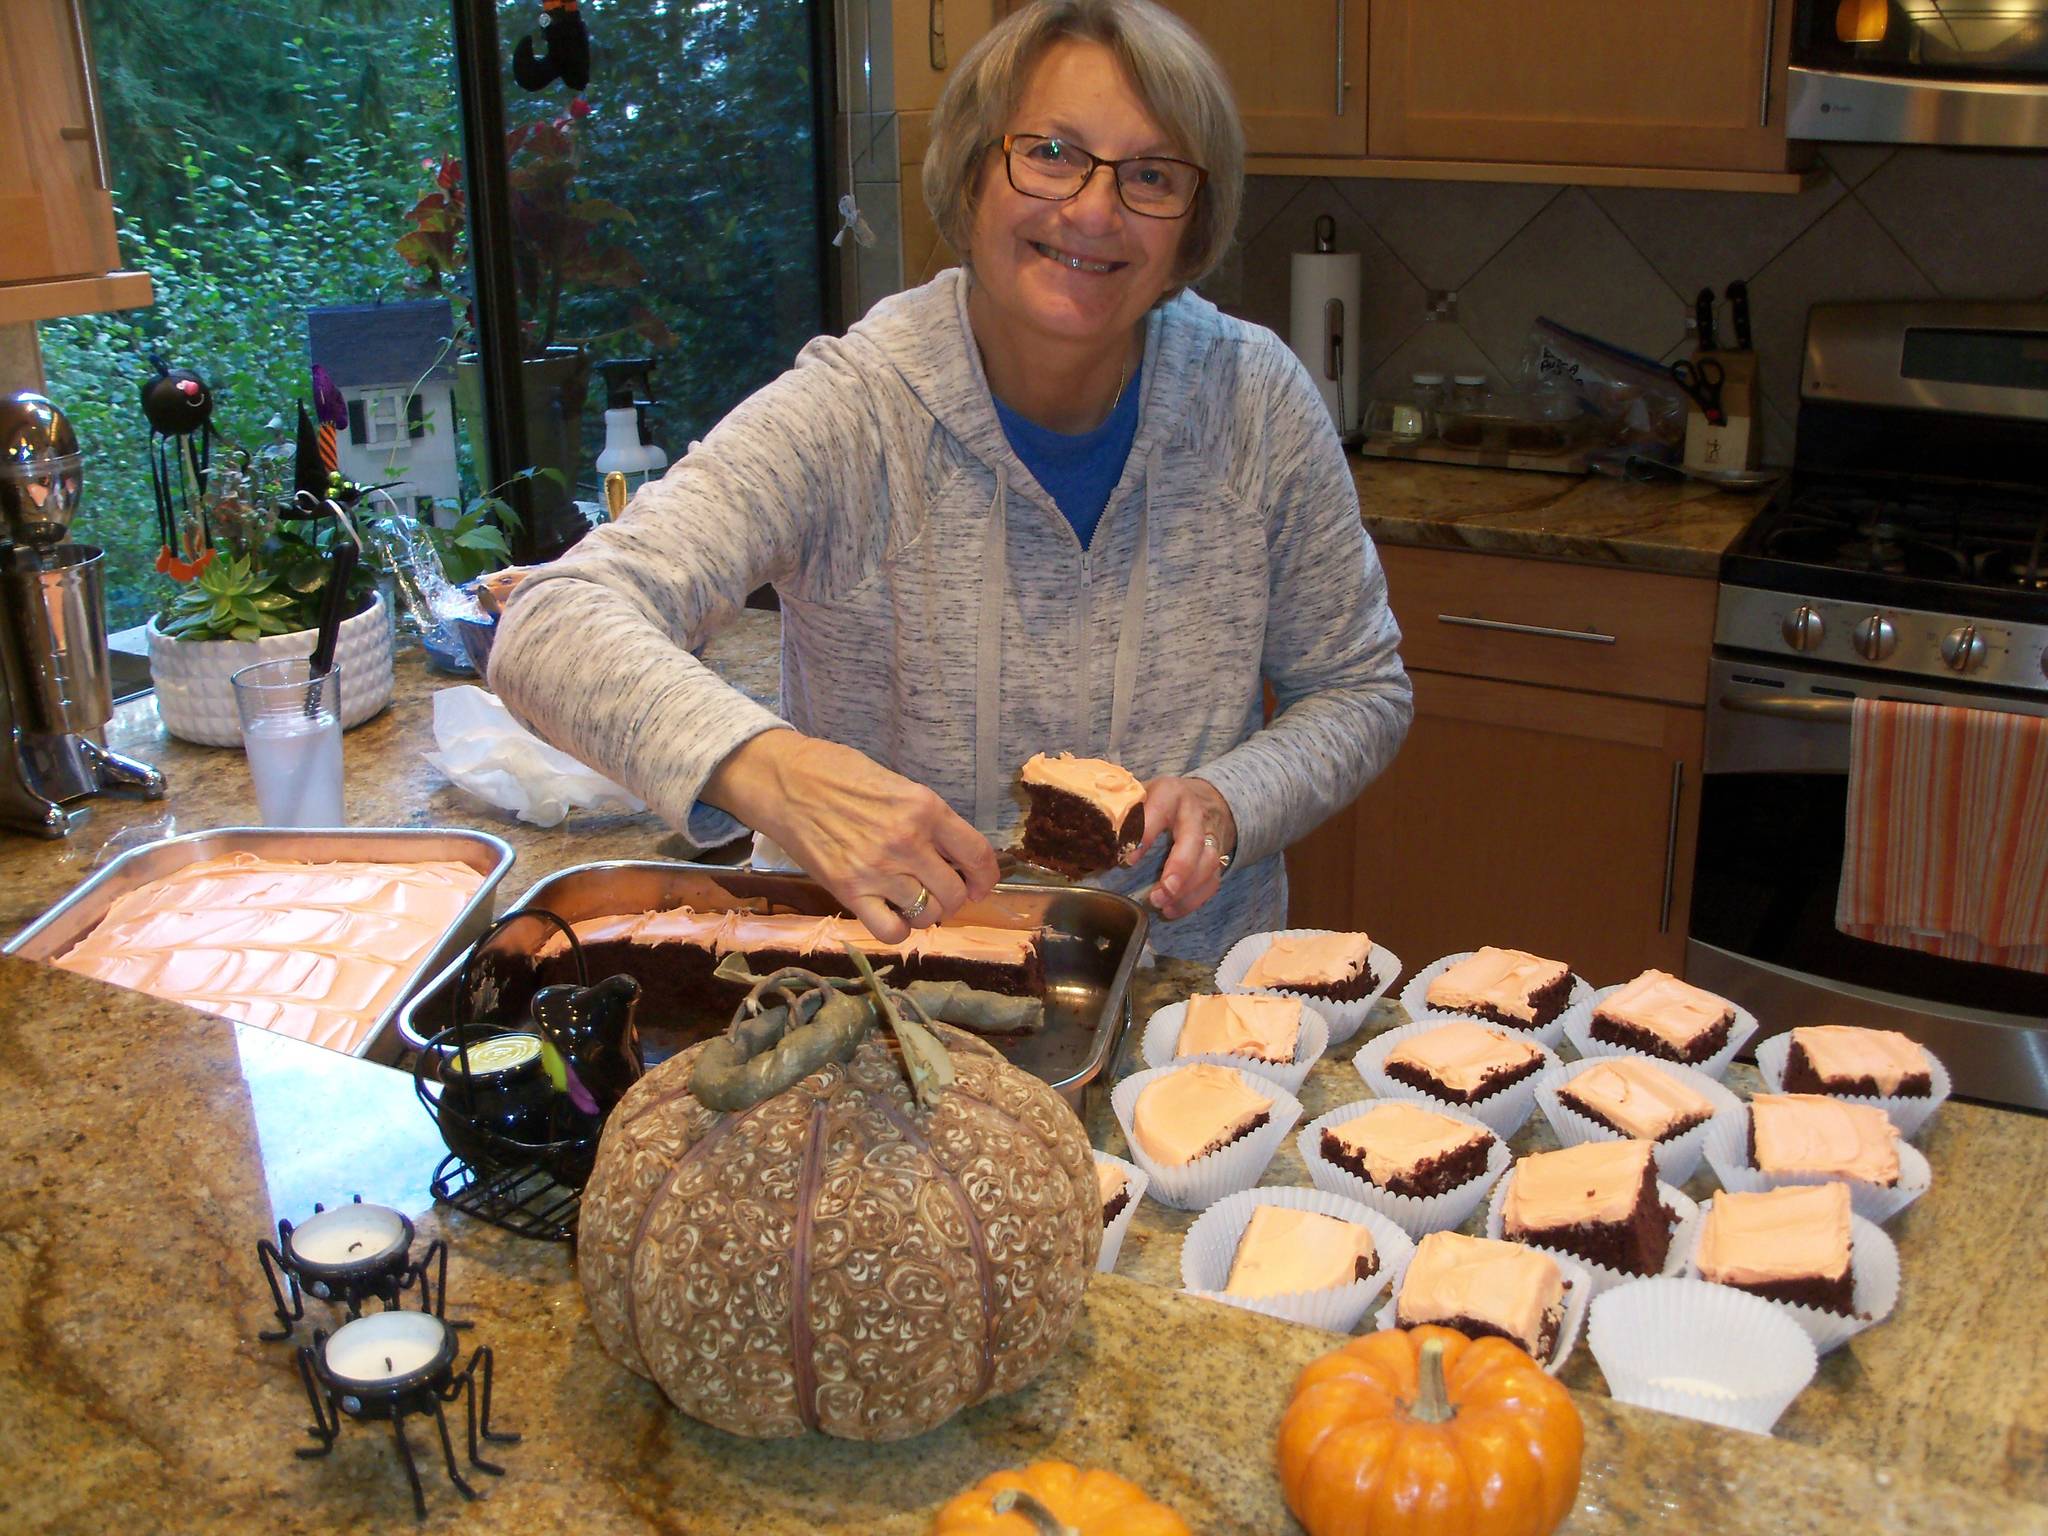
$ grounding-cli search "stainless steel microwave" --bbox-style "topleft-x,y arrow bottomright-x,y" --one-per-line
1788,0 -> 2048,147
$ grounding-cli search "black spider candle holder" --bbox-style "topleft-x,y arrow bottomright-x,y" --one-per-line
256,1196 -> 449,1341
294,1310 -> 518,1519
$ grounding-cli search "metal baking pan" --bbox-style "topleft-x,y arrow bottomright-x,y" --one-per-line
6,827 -> 516,1063
393,860 -> 1148,1109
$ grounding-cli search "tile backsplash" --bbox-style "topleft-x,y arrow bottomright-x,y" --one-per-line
1201,146 -> 2048,464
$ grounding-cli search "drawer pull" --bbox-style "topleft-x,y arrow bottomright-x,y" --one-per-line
1436,613 -> 1617,646
1659,760 -> 1683,934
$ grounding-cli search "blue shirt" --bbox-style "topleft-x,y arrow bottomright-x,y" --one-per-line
992,362 -> 1143,549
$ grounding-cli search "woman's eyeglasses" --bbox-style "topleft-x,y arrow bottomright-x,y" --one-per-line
998,134 -> 1206,220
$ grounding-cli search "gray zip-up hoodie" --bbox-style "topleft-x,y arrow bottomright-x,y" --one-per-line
489,268 -> 1412,960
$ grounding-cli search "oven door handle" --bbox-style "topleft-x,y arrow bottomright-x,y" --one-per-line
1718,690 -> 1854,723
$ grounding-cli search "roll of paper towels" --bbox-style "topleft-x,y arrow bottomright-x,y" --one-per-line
1290,249 -> 1362,436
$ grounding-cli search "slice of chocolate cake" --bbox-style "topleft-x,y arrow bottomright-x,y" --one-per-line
1130,1063 -> 1273,1167
1555,1058 -> 1716,1144
1749,1094 -> 1901,1187
1319,1101 -> 1497,1199
1781,1026 -> 1934,1098
1695,1184 -> 1855,1315
1502,1140 -> 1674,1277
1224,1206 -> 1379,1298
1396,1231 -> 1567,1362
1425,946 -> 1574,1032
1017,752 -> 1146,877
1175,993 -> 1303,1066
1588,969 -> 1736,1065
1240,931 -> 1380,1004
1382,1019 -> 1545,1106
1096,1160 -> 1131,1227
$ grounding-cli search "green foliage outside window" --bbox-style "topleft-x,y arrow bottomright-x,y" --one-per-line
40,0 -> 822,631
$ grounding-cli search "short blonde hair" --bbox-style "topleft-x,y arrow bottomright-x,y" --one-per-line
922,0 -> 1244,297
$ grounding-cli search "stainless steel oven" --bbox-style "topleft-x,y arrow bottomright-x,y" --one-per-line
1788,0 -> 2048,147
1688,302 -> 2048,1110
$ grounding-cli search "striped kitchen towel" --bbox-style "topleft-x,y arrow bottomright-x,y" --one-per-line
1836,699 -> 2048,975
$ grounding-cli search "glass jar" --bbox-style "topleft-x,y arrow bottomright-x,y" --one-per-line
1451,374 -> 1489,412
1409,372 -> 1448,415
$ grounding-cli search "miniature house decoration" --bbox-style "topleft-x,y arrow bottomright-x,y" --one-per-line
306,300 -> 462,524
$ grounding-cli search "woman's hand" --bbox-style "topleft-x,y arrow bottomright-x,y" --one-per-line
703,731 -> 1000,943
1132,776 -> 1238,923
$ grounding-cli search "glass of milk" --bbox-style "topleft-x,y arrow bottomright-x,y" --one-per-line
230,657 -> 346,827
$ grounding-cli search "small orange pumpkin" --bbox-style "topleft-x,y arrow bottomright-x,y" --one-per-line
1277,1326 -> 1583,1536
933,1461 -> 1193,1536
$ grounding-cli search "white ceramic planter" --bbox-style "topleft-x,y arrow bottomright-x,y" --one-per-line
146,591 -> 395,747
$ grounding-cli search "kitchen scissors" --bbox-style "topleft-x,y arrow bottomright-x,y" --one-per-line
1670,358 -> 1727,426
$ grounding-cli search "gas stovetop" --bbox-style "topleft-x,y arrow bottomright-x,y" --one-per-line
1723,473 -> 2048,624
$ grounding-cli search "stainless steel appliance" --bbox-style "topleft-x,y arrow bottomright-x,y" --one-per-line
1690,301 -> 2048,1109
0,392 -> 166,835
1788,0 -> 2048,148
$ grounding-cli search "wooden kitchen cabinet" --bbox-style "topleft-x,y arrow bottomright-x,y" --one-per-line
1156,2 -> 1367,156
1286,543 -> 1711,984
1369,0 -> 1793,173
0,0 -> 121,287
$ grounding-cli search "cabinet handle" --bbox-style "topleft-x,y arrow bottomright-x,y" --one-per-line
1659,760 -> 1684,934
1334,0 -> 1348,116
1758,0 -> 1778,127
929,0 -> 946,71
1435,613 -> 1617,645
63,0 -> 110,190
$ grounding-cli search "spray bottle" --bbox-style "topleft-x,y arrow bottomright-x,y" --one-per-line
594,358 -> 668,487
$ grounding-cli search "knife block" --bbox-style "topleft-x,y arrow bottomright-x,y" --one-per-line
1683,349 -> 1758,473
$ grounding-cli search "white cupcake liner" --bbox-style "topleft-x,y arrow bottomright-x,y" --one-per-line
1296,1099 -> 1511,1240
1399,952 -> 1591,1051
1140,997 -> 1332,1096
1535,1056 -> 1745,1186
1754,1032 -> 1953,1141
1485,1167 -> 1701,1301
1180,1185 -> 1417,1333
1589,1277 -> 1819,1434
1092,1151 -> 1150,1276
1702,1113 -> 1931,1225
1110,1063 -> 1304,1211
1376,1251 -> 1594,1376
1214,929 -> 1402,1045
1680,1203 -> 1900,1355
1560,983 -> 1761,1082
1353,1016 -> 1562,1139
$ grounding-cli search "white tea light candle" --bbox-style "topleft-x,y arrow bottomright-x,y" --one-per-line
289,1203 -> 409,1273
322,1310 -> 452,1390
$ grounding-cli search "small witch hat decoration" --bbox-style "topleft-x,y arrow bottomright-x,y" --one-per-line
287,401 -> 327,515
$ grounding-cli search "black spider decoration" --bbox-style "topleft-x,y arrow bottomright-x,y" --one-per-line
140,356 -> 217,578
513,0 -> 589,90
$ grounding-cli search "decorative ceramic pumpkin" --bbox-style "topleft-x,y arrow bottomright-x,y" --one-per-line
578,960 -> 1099,1440
1277,1326 -> 1583,1536
933,1461 -> 1193,1536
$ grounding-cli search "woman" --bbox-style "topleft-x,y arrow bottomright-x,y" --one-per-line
490,0 -> 1412,959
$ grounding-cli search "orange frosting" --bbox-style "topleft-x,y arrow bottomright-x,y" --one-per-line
1241,931 -> 1374,991
1325,1102 -> 1491,1185
1224,1206 -> 1377,1299
1696,1183 -> 1853,1288
1131,1064 -> 1274,1167
1751,1094 -> 1901,1185
1791,1026 -> 1932,1094
1385,1019 -> 1541,1097
1505,1140 -> 1656,1233
1019,752 -> 1146,824
1594,969 -> 1734,1051
534,907 -> 1042,968
1397,1231 -> 1564,1352
1425,946 -> 1570,1023
1176,994 -> 1303,1063
52,854 -> 484,1055
1095,1160 -> 1127,1208
1559,1058 -> 1716,1140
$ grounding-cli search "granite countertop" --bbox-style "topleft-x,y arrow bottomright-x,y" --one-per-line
1351,455 -> 1764,577
4,629 -> 2045,1533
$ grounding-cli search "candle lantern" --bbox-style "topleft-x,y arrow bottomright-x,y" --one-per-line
256,1196 -> 449,1341
295,1309 -> 517,1519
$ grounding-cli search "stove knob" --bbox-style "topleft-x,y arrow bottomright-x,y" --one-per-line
1941,624 -> 1987,673
1781,604 -> 1826,652
1853,613 -> 1897,662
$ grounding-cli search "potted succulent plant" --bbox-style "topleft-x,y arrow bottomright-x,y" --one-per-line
396,97 -> 674,549
145,455 -> 396,747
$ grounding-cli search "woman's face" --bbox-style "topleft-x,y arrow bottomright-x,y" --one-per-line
966,38 -> 1192,355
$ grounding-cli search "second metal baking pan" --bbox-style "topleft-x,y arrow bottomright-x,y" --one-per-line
394,860 -> 1148,1109
6,827 -> 515,1063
